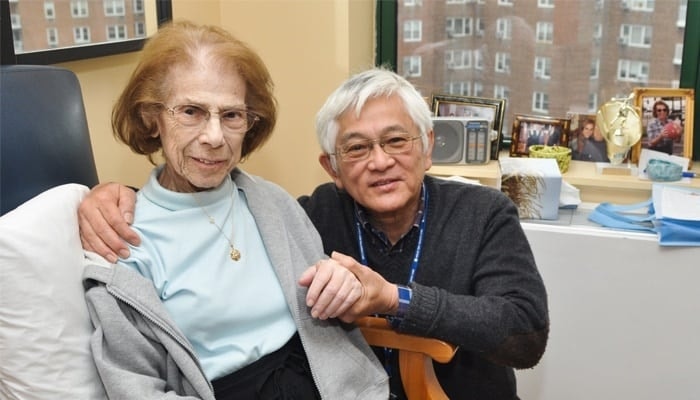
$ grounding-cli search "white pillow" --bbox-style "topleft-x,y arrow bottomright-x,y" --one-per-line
0,184 -> 107,399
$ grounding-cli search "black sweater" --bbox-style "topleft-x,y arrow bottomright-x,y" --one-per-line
298,175 -> 549,400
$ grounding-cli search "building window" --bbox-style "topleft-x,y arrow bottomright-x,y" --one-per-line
474,49 -> 483,70
498,0 -> 513,6
678,3 -> 687,28
73,26 -> 90,44
590,59 -> 600,79
404,20 -> 421,42
106,25 -> 127,41
134,21 -> 146,37
536,22 -> 553,43
625,0 -> 654,12
403,55 -> 422,77
534,56 -> 551,79
496,18 -> 511,40
446,81 -> 470,96
532,92 -> 549,113
446,49 -> 471,69
588,93 -> 598,113
494,85 -> 509,101
673,43 -> 683,65
537,0 -> 554,8
133,0 -> 144,14
473,82 -> 484,97
447,17 -> 472,37
44,1 -> 55,20
495,52 -> 510,73
71,0 -> 89,18
46,27 -> 58,47
617,59 -> 649,83
619,24 -> 652,47
104,0 -> 126,17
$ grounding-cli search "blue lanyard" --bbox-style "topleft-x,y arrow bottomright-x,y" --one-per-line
354,183 -> 428,379
355,183 -> 428,286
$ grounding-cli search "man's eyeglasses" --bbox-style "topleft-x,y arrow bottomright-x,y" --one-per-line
332,134 -> 421,162
165,104 -> 260,133
655,108 -> 669,113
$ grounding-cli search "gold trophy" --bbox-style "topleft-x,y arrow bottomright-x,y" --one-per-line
595,93 -> 642,166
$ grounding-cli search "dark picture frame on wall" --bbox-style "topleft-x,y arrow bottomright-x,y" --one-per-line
431,94 -> 506,160
509,114 -> 570,157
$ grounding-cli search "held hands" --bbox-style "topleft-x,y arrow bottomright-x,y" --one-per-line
78,182 -> 140,263
299,251 -> 398,323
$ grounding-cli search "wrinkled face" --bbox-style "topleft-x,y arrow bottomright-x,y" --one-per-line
156,58 -> 248,193
324,95 -> 433,220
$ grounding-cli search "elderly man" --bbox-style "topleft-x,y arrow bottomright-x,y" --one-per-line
79,68 -> 548,400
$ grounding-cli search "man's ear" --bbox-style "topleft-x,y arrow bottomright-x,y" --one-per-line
423,130 -> 434,171
318,153 -> 344,188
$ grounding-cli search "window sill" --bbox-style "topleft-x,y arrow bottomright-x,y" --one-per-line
428,151 -> 700,204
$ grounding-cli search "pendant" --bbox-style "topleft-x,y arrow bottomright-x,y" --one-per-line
230,247 -> 241,261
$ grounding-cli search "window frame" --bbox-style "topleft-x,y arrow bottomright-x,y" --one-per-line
0,0 -> 172,65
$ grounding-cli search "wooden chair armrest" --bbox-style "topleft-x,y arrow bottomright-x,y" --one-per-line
356,316 -> 457,363
356,316 -> 458,400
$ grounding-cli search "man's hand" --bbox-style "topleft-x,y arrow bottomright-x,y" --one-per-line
302,251 -> 399,323
299,258 -> 364,322
78,182 -> 139,263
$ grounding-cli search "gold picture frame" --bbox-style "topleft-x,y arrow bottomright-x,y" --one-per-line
431,94 -> 506,160
509,114 -> 570,157
632,87 -> 694,162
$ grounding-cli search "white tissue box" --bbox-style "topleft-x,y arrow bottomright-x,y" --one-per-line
500,158 -> 562,220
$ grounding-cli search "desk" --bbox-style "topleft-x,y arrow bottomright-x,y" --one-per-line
428,153 -> 700,204
515,206 -> 700,399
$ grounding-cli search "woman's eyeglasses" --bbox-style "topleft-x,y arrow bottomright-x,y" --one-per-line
165,104 -> 260,133
655,108 -> 669,113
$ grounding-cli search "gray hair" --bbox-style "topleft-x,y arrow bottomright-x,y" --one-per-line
315,68 -> 433,170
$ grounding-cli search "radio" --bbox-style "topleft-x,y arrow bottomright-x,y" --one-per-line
431,117 -> 492,164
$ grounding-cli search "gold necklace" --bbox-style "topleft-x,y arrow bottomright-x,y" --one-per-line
194,191 -> 241,262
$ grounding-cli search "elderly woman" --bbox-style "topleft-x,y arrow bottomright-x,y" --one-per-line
82,21 -> 387,400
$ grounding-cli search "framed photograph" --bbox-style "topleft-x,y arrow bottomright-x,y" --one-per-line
566,112 -> 609,162
431,94 -> 506,160
509,114 -> 570,157
632,87 -> 694,161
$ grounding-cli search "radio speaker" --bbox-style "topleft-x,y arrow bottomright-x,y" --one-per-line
432,117 -> 491,164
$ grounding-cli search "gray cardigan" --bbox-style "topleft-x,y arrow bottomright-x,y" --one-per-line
83,169 -> 389,399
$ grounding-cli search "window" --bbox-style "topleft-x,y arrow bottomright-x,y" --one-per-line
617,59 -> 649,83
446,49 -> 471,69
73,26 -> 90,44
496,18 -> 511,40
46,27 -> 58,48
71,0 -> 89,18
133,0 -> 145,14
447,17 -> 472,37
404,20 -> 421,42
590,59 -> 600,79
619,24 -> 652,47
1,1 -> 172,65
106,25 -> 127,41
403,55 -> 422,77
44,1 -> 55,20
532,92 -> 549,113
534,56 -> 551,79
536,22 -> 553,43
104,0 -> 126,17
625,0 -> 654,12
538,0 -> 554,8
446,81 -> 470,96
495,52 -> 510,73
473,81 -> 483,97
386,0 -> 696,156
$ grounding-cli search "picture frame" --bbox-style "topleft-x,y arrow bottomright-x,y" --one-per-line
509,114 -> 570,157
566,112 -> 609,162
431,94 -> 506,160
632,87 -> 694,162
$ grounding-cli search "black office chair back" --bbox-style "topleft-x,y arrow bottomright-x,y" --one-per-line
1,65 -> 99,215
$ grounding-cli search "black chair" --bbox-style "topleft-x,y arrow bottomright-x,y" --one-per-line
1,65 -> 99,215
